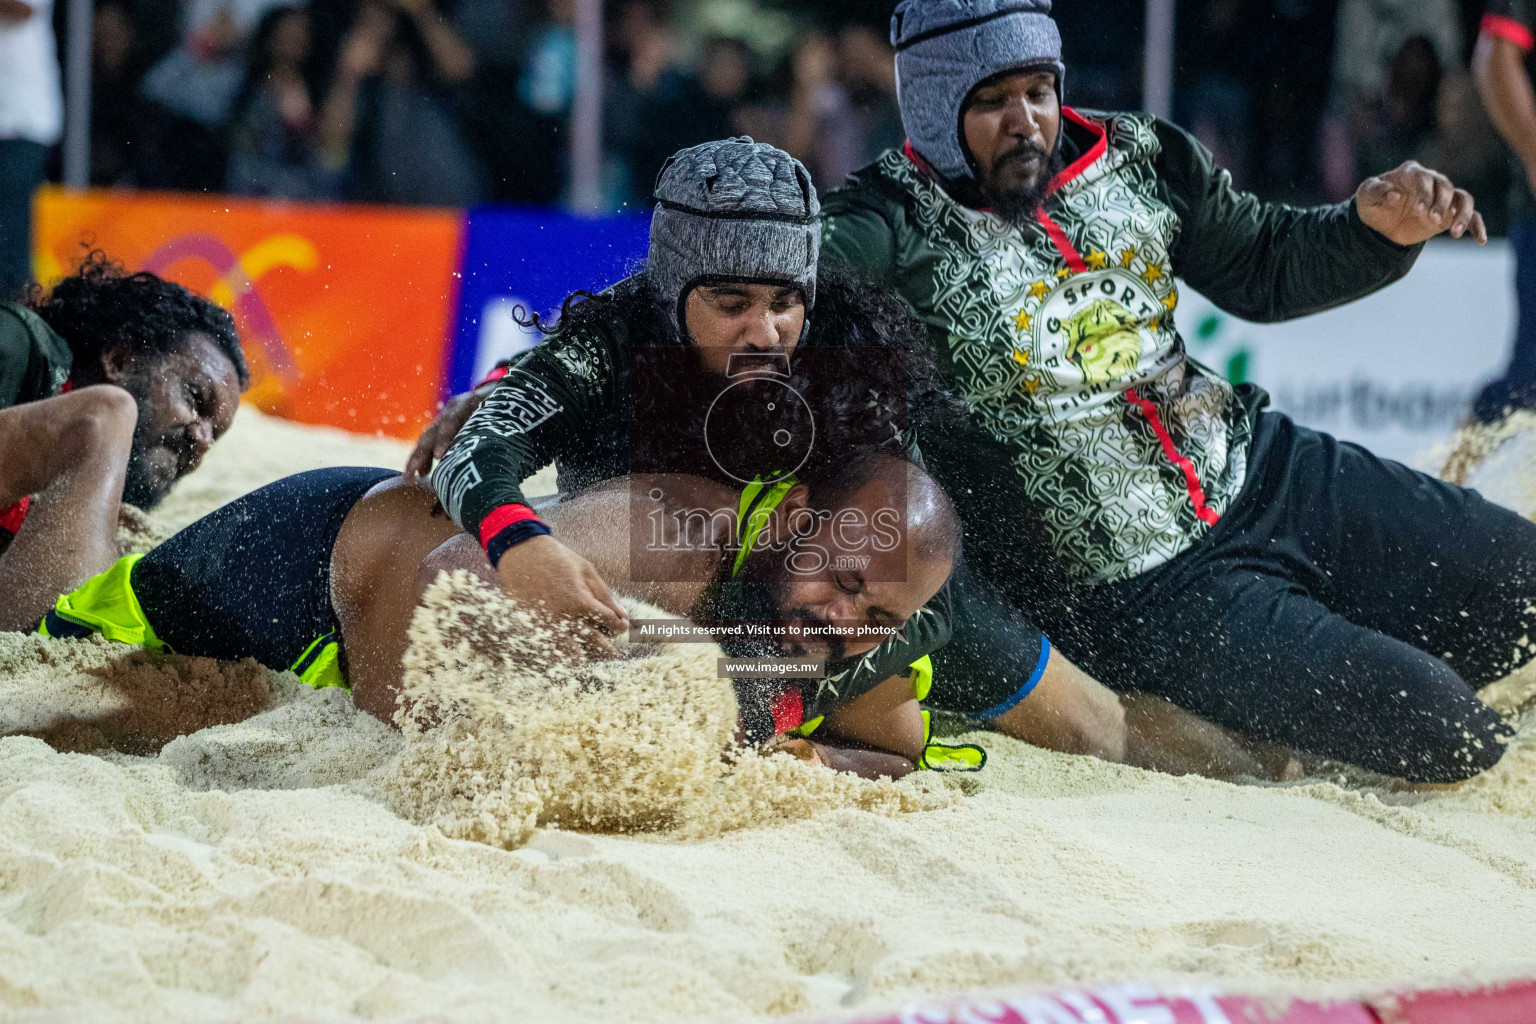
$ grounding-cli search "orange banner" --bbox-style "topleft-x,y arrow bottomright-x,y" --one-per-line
33,187 -> 463,439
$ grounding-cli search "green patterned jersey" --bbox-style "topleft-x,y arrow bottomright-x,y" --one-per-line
822,109 -> 1421,583
0,302 -> 71,411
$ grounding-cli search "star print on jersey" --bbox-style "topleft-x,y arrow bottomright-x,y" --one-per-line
814,673 -> 840,704
813,600 -> 942,713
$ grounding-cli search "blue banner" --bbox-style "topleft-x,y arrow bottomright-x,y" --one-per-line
448,206 -> 650,395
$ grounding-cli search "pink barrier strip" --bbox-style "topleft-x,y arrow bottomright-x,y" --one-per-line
1378,977 -> 1536,1023
851,983 -> 1374,1024
834,977 -> 1536,1024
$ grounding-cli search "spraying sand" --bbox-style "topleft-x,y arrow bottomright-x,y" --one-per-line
3,408 -> 1536,1024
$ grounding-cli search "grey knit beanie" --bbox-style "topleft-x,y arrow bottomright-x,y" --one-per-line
647,137 -> 820,342
892,0 -> 1065,182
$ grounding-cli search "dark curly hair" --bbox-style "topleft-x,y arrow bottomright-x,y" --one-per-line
528,266 -> 967,484
25,251 -> 250,388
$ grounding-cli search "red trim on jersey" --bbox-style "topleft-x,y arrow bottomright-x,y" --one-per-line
477,366 -> 510,388
905,108 -> 1100,275
1483,13 -> 1535,50
1035,209 -> 1088,272
902,139 -> 938,178
479,503 -> 544,550
1048,107 -> 1109,193
904,106 -> 1108,193
1125,388 -> 1220,526
1032,109 -> 1106,271
0,496 -> 30,537
770,688 -> 805,735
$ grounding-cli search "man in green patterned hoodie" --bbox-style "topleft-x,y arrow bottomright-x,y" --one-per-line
820,0 -> 1532,783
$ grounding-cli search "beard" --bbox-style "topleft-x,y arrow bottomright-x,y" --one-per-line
731,554 -> 848,663
117,376 -> 178,511
121,433 -> 171,510
694,575 -> 780,659
977,139 -> 1067,227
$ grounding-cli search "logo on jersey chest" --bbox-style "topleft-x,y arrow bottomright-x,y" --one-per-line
1010,254 -> 1177,392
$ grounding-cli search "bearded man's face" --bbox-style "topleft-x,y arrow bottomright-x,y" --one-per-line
961,68 -> 1064,226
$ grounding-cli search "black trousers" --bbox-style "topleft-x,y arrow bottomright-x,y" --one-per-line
132,467 -> 394,669
1028,412 -> 1533,782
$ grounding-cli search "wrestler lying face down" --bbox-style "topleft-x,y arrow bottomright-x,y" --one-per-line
38,451 -> 960,777
0,254 -> 248,632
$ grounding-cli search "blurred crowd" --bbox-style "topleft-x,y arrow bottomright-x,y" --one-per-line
37,0 -> 904,210
1176,0 -> 1511,230
0,0 -> 1520,226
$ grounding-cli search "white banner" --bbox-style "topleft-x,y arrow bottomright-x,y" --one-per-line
1174,239 -> 1515,467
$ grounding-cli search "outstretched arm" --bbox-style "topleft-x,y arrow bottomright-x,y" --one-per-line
817,671 -> 925,761
1156,119 -> 1475,324
988,646 -> 1129,761
431,325 -> 631,635
432,328 -> 612,539
776,736 -> 917,780
987,647 -> 1282,780
540,474 -> 737,617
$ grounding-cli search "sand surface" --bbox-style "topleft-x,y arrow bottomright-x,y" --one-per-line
3,408 -> 1536,1023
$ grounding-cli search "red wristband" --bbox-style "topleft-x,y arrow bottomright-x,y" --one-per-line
476,366 -> 511,388
1483,13 -> 1535,50
0,496 -> 31,537
479,503 -> 545,550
